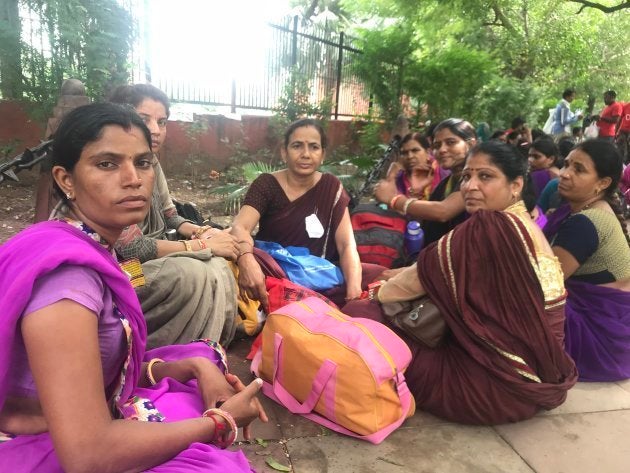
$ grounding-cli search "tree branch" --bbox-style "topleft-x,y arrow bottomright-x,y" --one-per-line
569,1 -> 630,14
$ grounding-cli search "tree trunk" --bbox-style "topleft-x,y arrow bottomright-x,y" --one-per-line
0,0 -> 22,98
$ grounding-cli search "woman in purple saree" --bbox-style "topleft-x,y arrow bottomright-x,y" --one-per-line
0,104 -> 266,472
544,139 -> 630,381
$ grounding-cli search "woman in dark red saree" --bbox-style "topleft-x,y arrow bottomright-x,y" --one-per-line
344,142 -> 577,424
231,119 -> 384,310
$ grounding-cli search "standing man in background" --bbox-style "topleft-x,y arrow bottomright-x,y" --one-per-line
551,88 -> 583,138
616,99 -> 630,163
592,90 -> 622,143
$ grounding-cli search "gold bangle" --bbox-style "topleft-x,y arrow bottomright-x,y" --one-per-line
193,225 -> 212,239
179,240 -> 193,252
146,358 -> 164,385
402,198 -> 418,215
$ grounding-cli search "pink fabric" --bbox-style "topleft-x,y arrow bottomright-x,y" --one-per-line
0,222 -> 253,472
251,297 -> 414,444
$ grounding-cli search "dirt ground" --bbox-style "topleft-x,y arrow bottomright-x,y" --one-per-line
0,170 -> 229,244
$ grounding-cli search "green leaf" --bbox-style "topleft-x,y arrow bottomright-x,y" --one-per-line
255,438 -> 268,448
265,457 -> 291,472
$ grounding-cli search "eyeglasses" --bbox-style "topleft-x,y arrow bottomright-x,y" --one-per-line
400,147 -> 424,156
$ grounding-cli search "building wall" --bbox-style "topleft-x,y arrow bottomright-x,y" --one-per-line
0,101 -> 46,153
1,100 -> 361,174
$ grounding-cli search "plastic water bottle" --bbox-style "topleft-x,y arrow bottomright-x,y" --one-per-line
404,221 -> 424,256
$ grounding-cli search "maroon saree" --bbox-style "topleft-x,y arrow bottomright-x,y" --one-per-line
245,173 -> 348,261
345,210 -> 577,424
246,173 -> 384,307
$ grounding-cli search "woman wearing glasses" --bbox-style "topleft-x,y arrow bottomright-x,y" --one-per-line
375,118 -> 477,245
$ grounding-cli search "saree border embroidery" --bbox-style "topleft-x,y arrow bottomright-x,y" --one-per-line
437,231 -> 458,306
485,210 -> 546,384
486,341 -> 542,383
504,211 -> 566,304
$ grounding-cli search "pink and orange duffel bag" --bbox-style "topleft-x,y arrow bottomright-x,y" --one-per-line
252,296 -> 415,444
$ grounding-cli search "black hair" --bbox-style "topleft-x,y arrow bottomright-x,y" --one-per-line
531,137 -> 561,168
575,139 -> 623,201
506,130 -> 520,141
605,90 -> 617,99
467,141 -> 536,211
400,132 -> 429,150
52,103 -> 151,199
283,118 -> 327,150
530,138 -> 559,160
511,117 -> 525,129
531,129 -> 547,141
575,139 -> 629,246
489,129 -> 506,141
432,118 -> 477,142
562,88 -> 575,99
557,137 -> 576,160
110,83 -> 171,118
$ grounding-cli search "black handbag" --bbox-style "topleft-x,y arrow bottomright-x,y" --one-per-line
381,296 -> 446,348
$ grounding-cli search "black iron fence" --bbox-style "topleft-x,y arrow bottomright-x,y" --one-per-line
153,16 -> 375,118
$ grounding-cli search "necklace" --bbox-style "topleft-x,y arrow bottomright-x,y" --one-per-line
571,197 -> 602,214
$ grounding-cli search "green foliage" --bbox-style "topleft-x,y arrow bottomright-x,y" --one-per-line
183,120 -> 209,187
0,0 -> 133,119
406,45 -> 499,122
211,162 -> 280,215
341,0 -> 630,130
474,77 -> 544,129
269,69 -> 334,148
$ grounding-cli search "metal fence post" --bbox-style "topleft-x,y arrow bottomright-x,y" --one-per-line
231,79 -> 236,114
334,32 -> 344,120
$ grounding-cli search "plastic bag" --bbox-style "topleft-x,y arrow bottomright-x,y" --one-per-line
584,122 -> 599,139
255,240 -> 344,291
542,108 -> 555,135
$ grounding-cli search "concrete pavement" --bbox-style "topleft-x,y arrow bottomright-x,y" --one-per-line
227,338 -> 630,473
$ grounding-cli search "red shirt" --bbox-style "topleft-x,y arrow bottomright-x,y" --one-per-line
619,102 -> 630,132
597,101 -> 623,137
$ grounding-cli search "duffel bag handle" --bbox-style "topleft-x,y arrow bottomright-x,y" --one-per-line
269,333 -> 337,415
251,333 -> 414,444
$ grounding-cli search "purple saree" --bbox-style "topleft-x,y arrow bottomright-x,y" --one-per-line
563,280 -> 630,381
545,207 -> 630,381
530,168 -> 555,199
0,222 -> 253,472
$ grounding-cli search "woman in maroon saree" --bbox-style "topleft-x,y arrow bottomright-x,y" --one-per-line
344,142 -> 577,424
231,119 -> 383,310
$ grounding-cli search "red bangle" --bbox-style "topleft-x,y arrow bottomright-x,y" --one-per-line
390,194 -> 404,210
202,408 -> 237,448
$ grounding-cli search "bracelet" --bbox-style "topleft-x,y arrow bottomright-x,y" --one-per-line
237,250 -> 253,262
202,408 -> 237,448
367,280 -> 385,301
402,198 -> 418,215
390,194 -> 404,210
192,225 -> 212,240
146,358 -> 164,386
237,240 -> 254,252
179,240 -> 193,252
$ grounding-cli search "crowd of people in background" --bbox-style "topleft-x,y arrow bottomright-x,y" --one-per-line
0,81 -> 629,470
